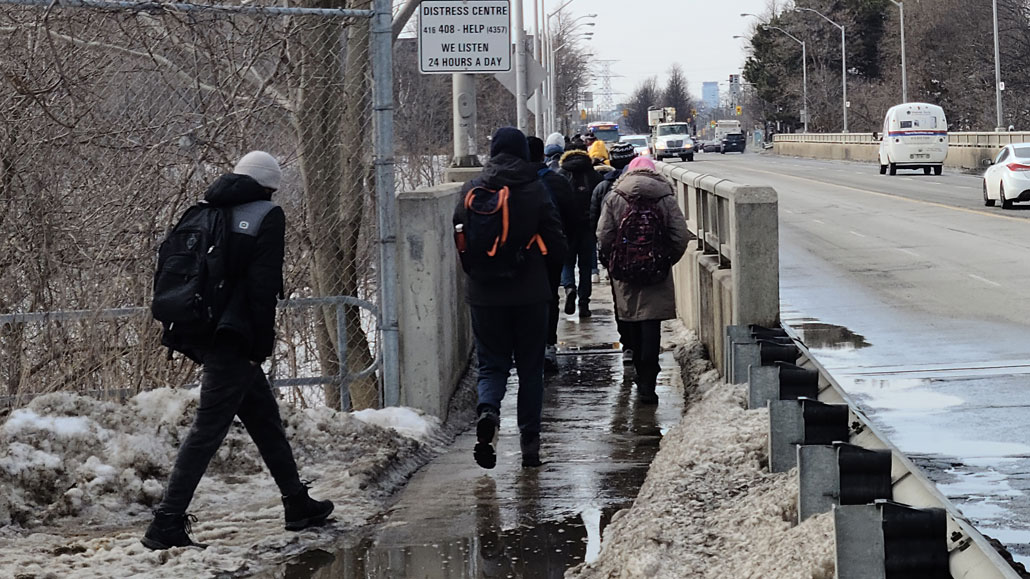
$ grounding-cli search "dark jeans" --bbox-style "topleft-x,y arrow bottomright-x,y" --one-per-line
560,232 -> 594,302
471,303 -> 548,436
624,320 -> 662,389
158,342 -> 304,515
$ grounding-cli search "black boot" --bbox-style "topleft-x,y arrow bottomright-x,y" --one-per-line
578,299 -> 591,318
474,405 -> 500,469
283,484 -> 334,531
637,382 -> 659,405
141,510 -> 206,550
563,287 -> 577,315
520,432 -> 543,468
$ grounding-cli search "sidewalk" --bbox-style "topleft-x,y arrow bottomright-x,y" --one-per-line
279,279 -> 689,577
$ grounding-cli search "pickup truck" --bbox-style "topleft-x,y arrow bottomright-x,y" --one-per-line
650,122 -> 694,162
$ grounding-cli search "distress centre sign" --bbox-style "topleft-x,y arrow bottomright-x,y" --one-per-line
418,0 -> 511,74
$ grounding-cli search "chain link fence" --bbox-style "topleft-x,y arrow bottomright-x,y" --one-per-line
0,0 -> 395,412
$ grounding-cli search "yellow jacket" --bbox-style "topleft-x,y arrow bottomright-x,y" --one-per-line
588,140 -> 610,166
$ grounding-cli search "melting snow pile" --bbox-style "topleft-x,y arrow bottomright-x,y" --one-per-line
567,348 -> 835,579
0,387 -> 442,578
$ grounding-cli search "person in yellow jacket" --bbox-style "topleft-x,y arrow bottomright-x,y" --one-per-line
584,133 -> 610,167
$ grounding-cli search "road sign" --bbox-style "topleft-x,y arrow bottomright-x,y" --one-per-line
419,1 -> 511,74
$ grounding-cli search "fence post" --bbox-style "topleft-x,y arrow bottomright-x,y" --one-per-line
336,303 -> 352,410
372,0 -> 399,407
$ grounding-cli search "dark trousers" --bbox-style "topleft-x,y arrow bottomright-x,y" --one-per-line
624,320 -> 662,389
546,262 -> 563,345
158,343 -> 303,515
560,232 -> 594,302
470,303 -> 548,436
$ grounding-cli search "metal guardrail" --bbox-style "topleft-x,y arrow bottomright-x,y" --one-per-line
0,296 -> 379,410
774,131 -> 1030,149
784,328 -> 1023,578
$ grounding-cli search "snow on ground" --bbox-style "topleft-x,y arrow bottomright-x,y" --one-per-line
567,327 -> 836,579
0,386 -> 450,578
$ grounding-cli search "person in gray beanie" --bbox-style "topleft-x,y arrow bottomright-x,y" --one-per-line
143,151 -> 333,550
544,132 -> 565,170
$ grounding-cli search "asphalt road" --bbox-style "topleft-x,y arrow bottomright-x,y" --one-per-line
667,150 -> 1030,565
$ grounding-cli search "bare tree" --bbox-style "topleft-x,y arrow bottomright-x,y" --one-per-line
662,64 -> 694,123
625,77 -> 660,134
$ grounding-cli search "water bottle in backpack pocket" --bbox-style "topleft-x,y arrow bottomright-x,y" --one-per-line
607,191 -> 672,285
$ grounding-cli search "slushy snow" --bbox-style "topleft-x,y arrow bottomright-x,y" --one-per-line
0,386 -> 444,578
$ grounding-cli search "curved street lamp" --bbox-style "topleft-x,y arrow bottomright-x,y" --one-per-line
794,7 -> 847,133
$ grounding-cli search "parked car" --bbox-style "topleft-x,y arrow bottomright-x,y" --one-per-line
619,134 -> 651,158
983,143 -> 1030,209
721,132 -> 746,154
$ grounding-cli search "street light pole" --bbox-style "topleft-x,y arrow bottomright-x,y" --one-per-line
993,0 -> 1004,131
795,7 -> 847,132
746,28 -> 807,133
887,0 -> 907,103
545,8 -> 595,133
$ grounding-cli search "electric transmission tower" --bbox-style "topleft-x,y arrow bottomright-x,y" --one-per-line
595,60 -> 618,116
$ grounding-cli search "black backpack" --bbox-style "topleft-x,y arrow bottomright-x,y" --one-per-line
455,185 -> 546,283
607,191 -> 672,286
151,202 -> 232,360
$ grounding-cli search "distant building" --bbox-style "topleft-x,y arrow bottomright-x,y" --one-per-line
702,82 -> 720,110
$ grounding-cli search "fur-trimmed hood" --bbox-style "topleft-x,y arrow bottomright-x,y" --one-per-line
612,168 -> 673,200
559,149 -> 593,171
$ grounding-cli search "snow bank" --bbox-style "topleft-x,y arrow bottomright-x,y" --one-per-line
0,387 -> 443,578
567,340 -> 835,579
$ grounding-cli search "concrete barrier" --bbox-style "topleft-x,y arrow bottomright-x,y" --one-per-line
658,162 -> 779,376
772,131 -> 1030,171
396,183 -> 473,419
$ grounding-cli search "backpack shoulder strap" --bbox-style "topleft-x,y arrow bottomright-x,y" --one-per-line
229,200 -> 278,237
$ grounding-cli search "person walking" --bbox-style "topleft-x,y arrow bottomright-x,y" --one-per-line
454,128 -> 567,469
544,132 -> 565,170
528,136 -> 578,373
596,158 -> 688,404
143,151 -> 333,550
556,146 -> 603,317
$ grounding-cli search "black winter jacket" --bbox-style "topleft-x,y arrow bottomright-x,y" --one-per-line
590,167 -> 624,235
556,150 -> 603,235
454,153 -> 567,307
204,174 -> 284,363
532,161 -> 579,243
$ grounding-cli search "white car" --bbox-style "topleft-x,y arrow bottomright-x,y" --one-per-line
983,143 -> 1030,209
619,135 -> 651,158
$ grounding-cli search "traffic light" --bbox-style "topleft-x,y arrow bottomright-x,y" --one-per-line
736,106 -> 742,116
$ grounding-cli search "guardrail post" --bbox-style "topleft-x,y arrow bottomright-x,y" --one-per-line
748,361 -> 819,410
835,502 -> 949,579
769,398 -> 849,473
799,442 -> 892,522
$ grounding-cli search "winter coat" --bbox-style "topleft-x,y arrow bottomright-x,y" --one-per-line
556,150 -> 603,235
587,140 -> 610,166
590,167 -> 623,235
203,173 -> 285,363
596,169 -> 689,322
532,161 -> 579,242
454,153 -> 568,307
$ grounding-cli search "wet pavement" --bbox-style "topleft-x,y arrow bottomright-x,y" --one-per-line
273,283 -> 685,578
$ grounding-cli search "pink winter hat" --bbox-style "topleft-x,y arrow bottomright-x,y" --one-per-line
626,156 -> 656,172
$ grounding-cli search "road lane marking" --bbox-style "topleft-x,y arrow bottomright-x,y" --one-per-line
969,274 -> 1001,287
736,166 -> 1030,223
812,219 -> 825,224
895,248 -> 919,256
849,231 -> 867,238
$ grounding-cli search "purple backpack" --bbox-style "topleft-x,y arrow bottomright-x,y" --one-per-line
607,191 -> 672,285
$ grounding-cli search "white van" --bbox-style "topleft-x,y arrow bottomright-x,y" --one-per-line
877,103 -> 948,175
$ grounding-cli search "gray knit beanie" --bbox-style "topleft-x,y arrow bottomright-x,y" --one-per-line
233,151 -> 282,190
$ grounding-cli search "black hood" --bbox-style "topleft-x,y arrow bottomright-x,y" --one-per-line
476,153 -> 537,189
559,150 -> 593,173
204,173 -> 273,207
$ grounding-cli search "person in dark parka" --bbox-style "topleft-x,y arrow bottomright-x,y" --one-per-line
143,151 -> 333,551
454,128 -> 567,469
556,148 -> 603,317
528,136 -> 578,372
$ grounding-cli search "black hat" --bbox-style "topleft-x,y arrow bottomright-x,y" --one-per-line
489,127 -> 530,161
608,141 -> 637,169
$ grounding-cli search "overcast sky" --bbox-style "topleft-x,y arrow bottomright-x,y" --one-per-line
531,0 -> 781,102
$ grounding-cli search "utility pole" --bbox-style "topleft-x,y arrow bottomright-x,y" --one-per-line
451,74 -> 480,167
513,0 -> 530,134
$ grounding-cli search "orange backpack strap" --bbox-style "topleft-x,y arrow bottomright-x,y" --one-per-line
526,234 -> 548,255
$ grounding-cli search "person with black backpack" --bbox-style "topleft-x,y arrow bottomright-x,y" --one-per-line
453,127 -> 567,469
528,136 -> 578,373
144,151 -> 333,550
596,159 -> 688,404
556,147 -> 603,317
